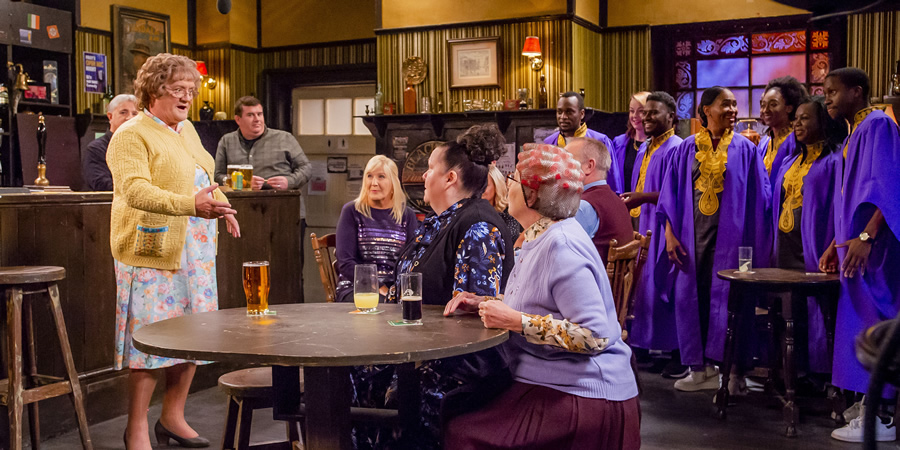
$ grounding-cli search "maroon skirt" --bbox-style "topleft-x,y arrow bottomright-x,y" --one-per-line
444,381 -> 641,449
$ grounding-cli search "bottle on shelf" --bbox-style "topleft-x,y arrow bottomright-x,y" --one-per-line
891,59 -> 900,97
0,84 -> 9,129
538,74 -> 548,109
436,91 -> 444,114
403,83 -> 417,114
374,84 -> 383,115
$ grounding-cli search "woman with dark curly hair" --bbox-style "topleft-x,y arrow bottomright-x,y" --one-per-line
758,76 -> 809,184
770,96 -> 844,376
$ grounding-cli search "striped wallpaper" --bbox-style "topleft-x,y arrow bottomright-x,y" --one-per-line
376,19 -> 573,113
848,11 -> 899,100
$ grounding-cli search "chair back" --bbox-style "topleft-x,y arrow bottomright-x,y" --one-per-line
310,233 -> 338,302
606,231 -> 652,340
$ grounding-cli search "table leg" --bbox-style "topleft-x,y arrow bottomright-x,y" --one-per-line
396,363 -> 420,436
715,285 -> 741,420
822,289 -> 844,425
272,366 -> 302,420
303,366 -> 351,450
781,290 -> 800,437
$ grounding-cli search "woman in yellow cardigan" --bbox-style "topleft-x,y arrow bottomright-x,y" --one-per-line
108,53 -> 240,450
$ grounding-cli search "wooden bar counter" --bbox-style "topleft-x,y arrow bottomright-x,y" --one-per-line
0,189 -> 303,439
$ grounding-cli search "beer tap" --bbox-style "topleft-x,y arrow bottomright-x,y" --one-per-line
33,113 -> 49,186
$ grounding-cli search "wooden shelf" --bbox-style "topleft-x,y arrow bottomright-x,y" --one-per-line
19,101 -> 71,109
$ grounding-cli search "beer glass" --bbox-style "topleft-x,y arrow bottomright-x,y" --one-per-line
354,264 -> 379,312
400,272 -> 422,323
243,261 -> 270,315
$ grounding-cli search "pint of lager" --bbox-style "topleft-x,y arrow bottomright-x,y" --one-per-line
226,165 -> 253,189
242,261 -> 270,315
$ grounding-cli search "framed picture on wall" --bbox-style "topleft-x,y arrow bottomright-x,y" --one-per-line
447,37 -> 500,88
112,6 -> 171,95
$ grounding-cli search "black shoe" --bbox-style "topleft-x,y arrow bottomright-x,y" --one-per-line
154,420 -> 210,448
661,360 -> 690,379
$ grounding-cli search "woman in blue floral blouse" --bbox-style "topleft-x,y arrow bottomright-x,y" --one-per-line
354,124 -> 514,449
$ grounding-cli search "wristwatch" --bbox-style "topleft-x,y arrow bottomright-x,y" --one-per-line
859,231 -> 874,243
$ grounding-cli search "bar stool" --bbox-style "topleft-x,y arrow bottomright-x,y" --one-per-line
0,266 -> 92,450
219,367 -> 303,450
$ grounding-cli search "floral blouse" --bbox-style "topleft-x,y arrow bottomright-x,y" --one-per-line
390,200 -> 505,301
514,216 -> 608,354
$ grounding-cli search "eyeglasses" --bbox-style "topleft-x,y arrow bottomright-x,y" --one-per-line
505,173 -> 521,184
165,86 -> 199,99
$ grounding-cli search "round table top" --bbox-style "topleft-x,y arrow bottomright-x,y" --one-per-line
133,303 -> 509,367
716,268 -> 839,286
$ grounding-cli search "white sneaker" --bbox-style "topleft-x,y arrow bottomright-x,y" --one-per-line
674,366 -> 720,392
831,414 -> 896,443
843,400 -> 863,422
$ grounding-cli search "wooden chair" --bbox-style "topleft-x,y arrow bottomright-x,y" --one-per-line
310,233 -> 338,303
606,231 -> 652,340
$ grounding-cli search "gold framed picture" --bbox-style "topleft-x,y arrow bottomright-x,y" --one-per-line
447,37 -> 500,89
112,6 -> 171,95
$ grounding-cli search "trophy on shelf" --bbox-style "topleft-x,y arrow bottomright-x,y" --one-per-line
33,113 -> 49,186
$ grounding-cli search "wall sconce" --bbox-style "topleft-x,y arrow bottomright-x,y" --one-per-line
521,36 -> 543,71
196,61 -> 217,89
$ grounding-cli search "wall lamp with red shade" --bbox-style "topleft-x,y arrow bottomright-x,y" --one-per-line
522,36 -> 544,71
195,61 -> 217,89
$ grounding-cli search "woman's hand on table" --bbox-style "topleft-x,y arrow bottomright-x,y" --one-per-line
479,300 -> 523,332
195,184 -> 236,219
224,214 -> 241,238
443,292 -> 486,316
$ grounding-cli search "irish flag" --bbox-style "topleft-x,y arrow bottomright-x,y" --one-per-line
27,14 -> 39,30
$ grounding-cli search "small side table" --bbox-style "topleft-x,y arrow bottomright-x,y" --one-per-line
716,268 -> 839,437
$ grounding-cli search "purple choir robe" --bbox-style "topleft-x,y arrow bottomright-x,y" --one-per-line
546,128 -> 623,194
655,132 -> 772,366
612,133 -> 629,190
771,149 -> 841,373
758,132 -> 797,188
628,133 -> 684,351
833,109 -> 900,394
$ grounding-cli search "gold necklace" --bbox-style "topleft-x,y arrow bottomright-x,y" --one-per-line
779,141 -> 824,233
630,129 -> 674,218
694,128 -> 733,216
764,128 -> 791,175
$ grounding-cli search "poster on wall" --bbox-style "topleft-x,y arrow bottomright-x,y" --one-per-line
83,52 -> 107,94
112,7 -> 170,95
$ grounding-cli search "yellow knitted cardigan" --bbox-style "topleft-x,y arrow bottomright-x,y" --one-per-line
107,113 -> 227,270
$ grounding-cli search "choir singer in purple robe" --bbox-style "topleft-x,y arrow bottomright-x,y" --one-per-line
656,86 -> 771,392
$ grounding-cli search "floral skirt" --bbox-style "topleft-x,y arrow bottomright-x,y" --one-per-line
113,166 -> 219,370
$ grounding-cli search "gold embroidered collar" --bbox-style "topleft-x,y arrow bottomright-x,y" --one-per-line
557,123 -> 588,147
764,128 -> 791,175
630,128 -> 675,218
843,106 -> 885,159
694,127 -> 733,216
779,141 -> 824,233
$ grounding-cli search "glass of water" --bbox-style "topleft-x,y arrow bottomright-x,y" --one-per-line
738,247 -> 753,273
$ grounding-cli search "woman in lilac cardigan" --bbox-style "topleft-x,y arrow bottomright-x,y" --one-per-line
444,143 -> 640,449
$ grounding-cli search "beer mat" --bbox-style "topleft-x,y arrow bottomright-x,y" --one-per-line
732,270 -> 756,275
349,309 -> 384,315
805,272 -> 827,276
247,310 -> 277,316
388,320 -> 423,326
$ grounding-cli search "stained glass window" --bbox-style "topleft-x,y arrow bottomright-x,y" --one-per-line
676,91 -> 694,120
698,58 -> 749,88
751,54 -> 806,85
751,31 -> 806,54
673,26 -> 831,120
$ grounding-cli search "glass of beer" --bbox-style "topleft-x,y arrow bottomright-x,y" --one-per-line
227,165 -> 253,189
243,261 -> 270,315
400,272 -> 422,323
354,264 -> 379,312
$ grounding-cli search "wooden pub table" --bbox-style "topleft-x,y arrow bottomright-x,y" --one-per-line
132,303 -> 508,450
715,268 -> 840,437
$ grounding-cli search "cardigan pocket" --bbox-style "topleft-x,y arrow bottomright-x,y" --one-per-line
134,223 -> 169,257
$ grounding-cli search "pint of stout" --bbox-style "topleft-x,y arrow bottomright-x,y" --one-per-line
242,261 -> 270,315
226,165 -> 253,189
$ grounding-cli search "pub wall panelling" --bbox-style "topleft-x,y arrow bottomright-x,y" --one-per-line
376,18 -> 573,115
573,23 -> 652,113
75,28 -> 376,122
847,10 -> 900,100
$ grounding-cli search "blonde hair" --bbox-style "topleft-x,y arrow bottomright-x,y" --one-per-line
355,155 -> 407,223
626,91 -> 652,139
485,164 -> 509,212
133,53 -> 201,110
